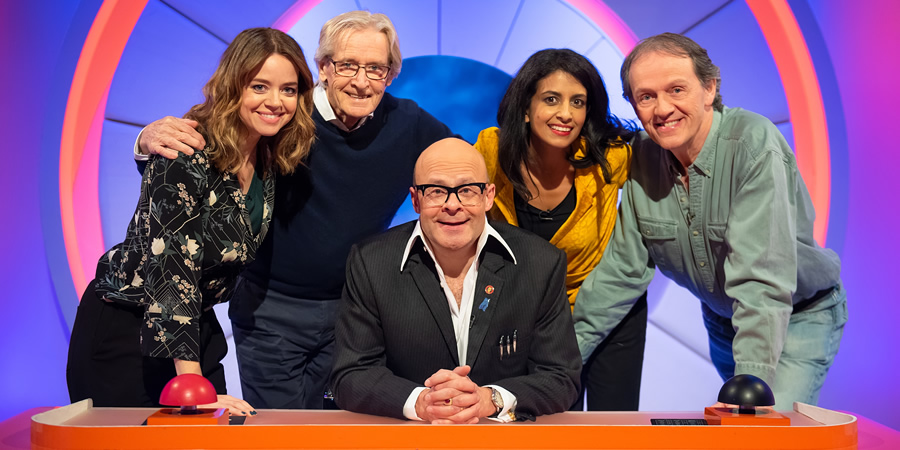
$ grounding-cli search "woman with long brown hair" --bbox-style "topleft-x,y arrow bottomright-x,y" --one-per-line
66,27 -> 316,415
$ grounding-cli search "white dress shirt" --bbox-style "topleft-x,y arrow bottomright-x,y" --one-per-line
312,82 -> 373,132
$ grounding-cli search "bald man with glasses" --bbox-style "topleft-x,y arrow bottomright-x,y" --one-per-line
331,138 -> 581,423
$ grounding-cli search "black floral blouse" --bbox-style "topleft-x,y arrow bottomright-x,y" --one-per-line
95,149 -> 274,362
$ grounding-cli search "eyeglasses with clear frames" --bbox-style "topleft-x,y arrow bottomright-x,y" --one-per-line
415,183 -> 487,207
330,60 -> 391,81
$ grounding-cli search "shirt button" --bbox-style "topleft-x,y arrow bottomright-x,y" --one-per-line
644,229 -> 651,235
699,261 -> 706,267
692,230 -> 699,236
680,197 -> 686,202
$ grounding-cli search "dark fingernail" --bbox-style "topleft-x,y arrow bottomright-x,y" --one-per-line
250,410 -> 258,416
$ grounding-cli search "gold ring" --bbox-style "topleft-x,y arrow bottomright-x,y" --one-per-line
444,398 -> 452,406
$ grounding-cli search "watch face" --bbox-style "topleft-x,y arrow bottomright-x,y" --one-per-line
492,388 -> 503,409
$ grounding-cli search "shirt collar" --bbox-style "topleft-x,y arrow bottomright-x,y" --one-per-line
313,82 -> 373,132
664,108 -> 723,178
400,220 -> 517,271
691,108 -> 724,177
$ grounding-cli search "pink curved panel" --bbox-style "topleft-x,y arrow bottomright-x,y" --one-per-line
60,0 -> 148,298
566,0 -> 638,54
747,0 -> 830,245
272,0 -> 324,32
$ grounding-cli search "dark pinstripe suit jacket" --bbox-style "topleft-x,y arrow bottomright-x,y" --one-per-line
331,220 -> 582,420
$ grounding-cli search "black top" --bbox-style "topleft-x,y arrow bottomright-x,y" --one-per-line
513,184 -> 576,241
245,167 -> 264,235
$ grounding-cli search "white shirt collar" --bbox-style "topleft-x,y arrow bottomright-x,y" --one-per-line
400,220 -> 517,272
313,82 -> 373,132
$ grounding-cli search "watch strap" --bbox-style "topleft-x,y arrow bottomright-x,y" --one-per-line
489,387 -> 503,417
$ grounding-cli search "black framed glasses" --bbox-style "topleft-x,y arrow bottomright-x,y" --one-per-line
415,183 -> 487,207
330,60 -> 391,80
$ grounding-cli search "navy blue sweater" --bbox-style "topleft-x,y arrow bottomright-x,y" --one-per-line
241,92 -> 453,299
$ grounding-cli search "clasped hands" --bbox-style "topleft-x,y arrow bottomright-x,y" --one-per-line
414,365 -> 496,424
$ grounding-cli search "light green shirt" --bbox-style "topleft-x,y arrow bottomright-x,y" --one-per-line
573,107 -> 841,384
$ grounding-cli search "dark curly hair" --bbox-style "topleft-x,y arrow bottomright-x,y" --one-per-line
497,49 -> 634,200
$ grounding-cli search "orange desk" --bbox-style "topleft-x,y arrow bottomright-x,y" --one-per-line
0,400 -> 897,449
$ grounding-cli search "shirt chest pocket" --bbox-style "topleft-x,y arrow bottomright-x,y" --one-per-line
705,222 -> 729,288
636,215 -> 683,273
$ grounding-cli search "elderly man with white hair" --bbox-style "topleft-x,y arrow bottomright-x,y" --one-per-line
134,11 -> 453,409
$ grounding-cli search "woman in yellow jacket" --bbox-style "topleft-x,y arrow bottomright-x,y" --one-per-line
474,49 -> 647,411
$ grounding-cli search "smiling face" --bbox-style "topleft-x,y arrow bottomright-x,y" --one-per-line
411,139 -> 495,264
526,70 -> 588,153
238,54 -> 299,148
628,51 -> 716,162
318,28 -> 391,129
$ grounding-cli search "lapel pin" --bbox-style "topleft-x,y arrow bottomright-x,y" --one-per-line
485,285 -> 494,294
479,298 -> 490,311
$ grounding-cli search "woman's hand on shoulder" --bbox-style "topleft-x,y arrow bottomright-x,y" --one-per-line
200,394 -> 257,416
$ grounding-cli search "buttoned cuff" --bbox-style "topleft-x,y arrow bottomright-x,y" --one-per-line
734,362 -> 777,387
134,128 -> 150,162
484,385 -> 517,423
403,387 -> 428,421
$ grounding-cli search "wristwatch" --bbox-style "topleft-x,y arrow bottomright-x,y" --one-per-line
490,387 -> 504,417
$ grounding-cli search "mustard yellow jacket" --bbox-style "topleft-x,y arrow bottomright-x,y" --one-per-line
474,127 -> 631,311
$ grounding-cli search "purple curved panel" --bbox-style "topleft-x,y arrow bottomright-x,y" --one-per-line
686,1 -> 789,123
165,0 -> 298,41
105,1 -> 224,126
604,0 -> 731,39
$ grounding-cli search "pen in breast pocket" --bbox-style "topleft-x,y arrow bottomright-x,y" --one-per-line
513,330 -> 517,353
499,336 -> 505,360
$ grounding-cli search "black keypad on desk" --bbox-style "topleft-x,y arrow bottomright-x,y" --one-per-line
650,418 -> 708,425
